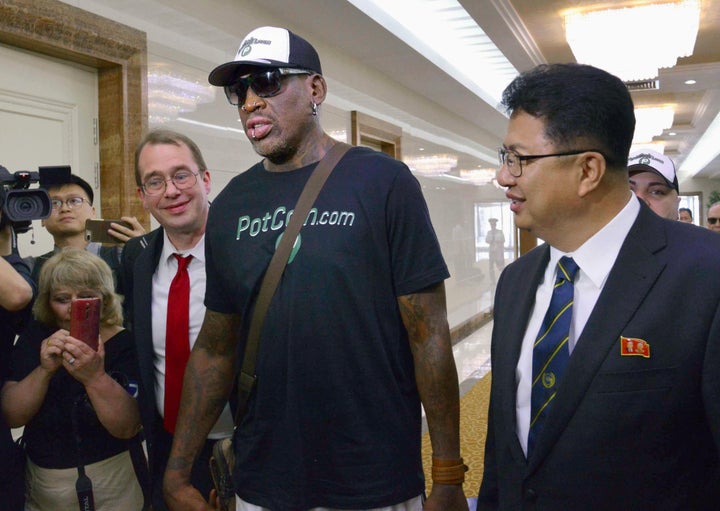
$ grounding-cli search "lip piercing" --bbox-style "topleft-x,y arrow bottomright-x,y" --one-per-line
241,101 -> 259,112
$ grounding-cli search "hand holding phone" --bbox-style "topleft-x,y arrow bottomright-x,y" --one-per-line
70,297 -> 101,351
85,219 -> 134,244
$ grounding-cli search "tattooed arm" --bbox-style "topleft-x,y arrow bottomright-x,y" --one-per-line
163,309 -> 241,511
398,282 -> 469,511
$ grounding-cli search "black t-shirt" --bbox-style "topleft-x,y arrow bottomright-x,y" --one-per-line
205,147 -> 449,510
10,321 -> 140,468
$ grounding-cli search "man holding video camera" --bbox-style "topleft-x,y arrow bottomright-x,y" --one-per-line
30,174 -> 144,286
0,216 -> 35,510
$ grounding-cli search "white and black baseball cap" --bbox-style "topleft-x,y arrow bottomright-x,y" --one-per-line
208,26 -> 322,86
628,149 -> 679,193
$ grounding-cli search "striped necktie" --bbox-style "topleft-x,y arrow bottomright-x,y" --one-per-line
528,256 -> 579,455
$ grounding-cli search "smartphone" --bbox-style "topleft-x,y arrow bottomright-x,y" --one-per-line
85,219 -> 132,244
70,297 -> 101,351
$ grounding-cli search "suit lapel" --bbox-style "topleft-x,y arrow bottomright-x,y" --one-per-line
527,205 -> 667,470
133,230 -> 164,410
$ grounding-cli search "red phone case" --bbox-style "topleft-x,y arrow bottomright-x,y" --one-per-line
70,297 -> 101,351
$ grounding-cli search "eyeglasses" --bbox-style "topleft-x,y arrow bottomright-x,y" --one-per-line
708,217 -> 720,225
51,197 -> 89,210
223,68 -> 312,106
141,171 -> 199,196
498,148 -> 604,177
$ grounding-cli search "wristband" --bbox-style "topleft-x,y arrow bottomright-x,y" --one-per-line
431,456 -> 468,485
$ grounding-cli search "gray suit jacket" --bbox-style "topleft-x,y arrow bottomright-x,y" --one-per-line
478,203 -> 720,510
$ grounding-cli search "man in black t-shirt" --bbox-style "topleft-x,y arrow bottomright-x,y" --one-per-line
164,27 -> 468,511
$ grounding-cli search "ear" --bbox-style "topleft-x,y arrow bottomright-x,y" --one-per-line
308,74 -> 328,106
577,151 -> 606,197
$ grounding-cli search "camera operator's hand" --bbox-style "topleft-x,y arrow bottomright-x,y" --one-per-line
108,215 -> 145,244
0,219 -> 33,311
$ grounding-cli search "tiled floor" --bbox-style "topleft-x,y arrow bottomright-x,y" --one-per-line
455,320 -> 493,397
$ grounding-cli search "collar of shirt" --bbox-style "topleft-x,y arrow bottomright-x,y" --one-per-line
548,193 -> 640,291
160,230 -> 205,269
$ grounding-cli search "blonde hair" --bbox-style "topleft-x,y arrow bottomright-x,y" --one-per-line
33,248 -> 124,328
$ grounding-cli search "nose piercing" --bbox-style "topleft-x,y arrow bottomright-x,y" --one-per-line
241,101 -> 259,112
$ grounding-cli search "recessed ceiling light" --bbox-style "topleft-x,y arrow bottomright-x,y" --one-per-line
668,132 -> 677,136
684,79 -> 697,85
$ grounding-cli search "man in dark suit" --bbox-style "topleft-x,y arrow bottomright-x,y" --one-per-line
119,129 -> 233,510
478,63 -> 720,510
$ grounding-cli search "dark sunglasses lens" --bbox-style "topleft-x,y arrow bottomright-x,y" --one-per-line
709,218 -> 719,225
250,71 -> 282,98
225,71 -> 283,105
224,80 -> 249,106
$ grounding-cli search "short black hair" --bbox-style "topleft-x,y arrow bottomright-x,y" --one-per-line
501,63 -> 636,170
679,207 -> 693,219
46,174 -> 94,205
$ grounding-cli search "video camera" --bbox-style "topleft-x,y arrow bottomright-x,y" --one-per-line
0,165 -> 71,234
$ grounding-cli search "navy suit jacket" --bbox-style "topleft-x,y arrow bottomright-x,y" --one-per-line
119,228 -> 165,459
478,203 -> 720,510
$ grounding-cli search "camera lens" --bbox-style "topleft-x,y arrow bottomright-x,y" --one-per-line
3,189 -> 52,222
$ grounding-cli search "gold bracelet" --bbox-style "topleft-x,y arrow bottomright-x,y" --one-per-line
431,456 -> 468,485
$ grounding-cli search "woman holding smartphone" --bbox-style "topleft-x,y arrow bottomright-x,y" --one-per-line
1,248 -> 144,511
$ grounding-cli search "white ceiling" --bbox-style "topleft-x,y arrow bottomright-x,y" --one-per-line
68,0 -> 720,181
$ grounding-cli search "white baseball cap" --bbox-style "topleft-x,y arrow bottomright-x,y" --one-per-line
628,149 -> 678,192
208,26 -> 322,86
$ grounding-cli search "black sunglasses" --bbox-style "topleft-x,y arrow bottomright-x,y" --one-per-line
708,217 -> 720,225
223,68 -> 312,106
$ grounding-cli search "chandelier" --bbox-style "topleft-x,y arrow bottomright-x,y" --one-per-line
564,0 -> 701,82
404,154 -> 458,176
148,62 -> 216,124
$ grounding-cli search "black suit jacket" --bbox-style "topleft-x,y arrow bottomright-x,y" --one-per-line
478,204 -> 720,510
119,228 -> 165,459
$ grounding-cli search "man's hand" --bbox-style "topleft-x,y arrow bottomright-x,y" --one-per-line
425,483 -> 470,511
164,480 -> 217,511
108,216 -> 145,243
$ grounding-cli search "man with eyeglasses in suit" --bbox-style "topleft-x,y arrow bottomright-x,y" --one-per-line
479,63 -> 720,511
119,129 -> 234,511
29,174 -> 144,285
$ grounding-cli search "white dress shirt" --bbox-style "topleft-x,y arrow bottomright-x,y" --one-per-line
151,231 -> 234,438
515,195 -> 640,455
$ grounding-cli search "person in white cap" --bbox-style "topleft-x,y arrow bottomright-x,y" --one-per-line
163,26 -> 467,511
627,149 -> 680,220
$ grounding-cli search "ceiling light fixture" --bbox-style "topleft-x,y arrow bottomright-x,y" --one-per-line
564,0 -> 701,81
148,61 -> 216,124
346,0 -> 518,111
404,154 -> 458,176
633,106 -> 675,144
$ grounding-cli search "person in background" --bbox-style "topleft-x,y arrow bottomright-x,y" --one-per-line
627,149 -> 680,220
119,129 -> 233,510
485,217 -> 505,286
164,26 -> 467,511
30,174 -> 144,285
1,249 -> 143,510
707,202 -> 720,233
0,217 -> 35,511
479,63 -> 720,510
678,207 -> 693,223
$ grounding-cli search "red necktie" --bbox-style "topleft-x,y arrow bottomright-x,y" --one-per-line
164,253 -> 193,434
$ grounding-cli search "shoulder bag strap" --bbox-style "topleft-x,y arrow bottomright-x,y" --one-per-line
233,142 -> 352,425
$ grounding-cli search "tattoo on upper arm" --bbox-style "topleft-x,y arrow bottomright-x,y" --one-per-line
195,310 -> 241,357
